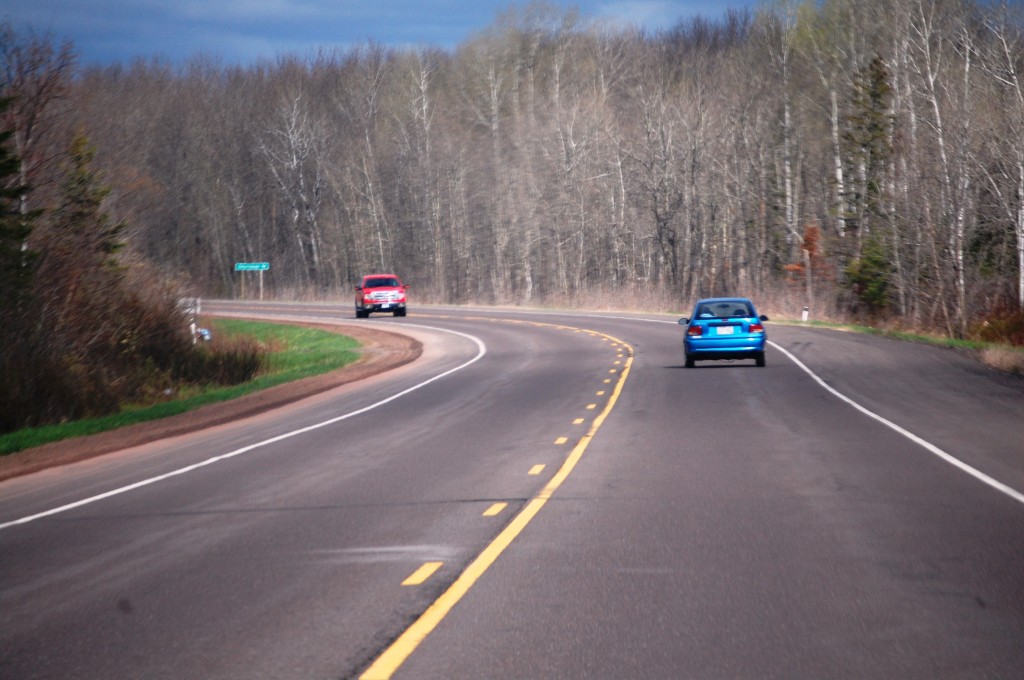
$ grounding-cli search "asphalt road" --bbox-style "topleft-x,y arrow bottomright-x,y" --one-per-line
2,303 -> 1023,679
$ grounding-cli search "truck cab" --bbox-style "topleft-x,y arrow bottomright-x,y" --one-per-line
355,274 -> 409,317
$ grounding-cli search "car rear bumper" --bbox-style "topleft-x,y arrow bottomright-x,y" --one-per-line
684,337 -> 765,359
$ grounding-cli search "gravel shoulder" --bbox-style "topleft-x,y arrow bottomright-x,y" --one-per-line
0,323 -> 422,482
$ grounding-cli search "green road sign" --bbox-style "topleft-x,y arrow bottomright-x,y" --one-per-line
234,262 -> 270,271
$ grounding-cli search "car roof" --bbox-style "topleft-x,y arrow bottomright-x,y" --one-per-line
694,297 -> 754,304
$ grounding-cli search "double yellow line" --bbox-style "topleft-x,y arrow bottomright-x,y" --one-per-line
360,325 -> 634,679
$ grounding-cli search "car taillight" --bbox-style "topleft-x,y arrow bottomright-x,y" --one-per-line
750,323 -> 764,333
687,326 -> 702,337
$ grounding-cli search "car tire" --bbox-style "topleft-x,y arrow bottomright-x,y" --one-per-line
394,308 -> 406,317
685,356 -> 695,368
755,352 -> 765,367
355,308 -> 367,319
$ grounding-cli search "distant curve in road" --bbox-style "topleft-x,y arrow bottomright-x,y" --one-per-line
2,302 -> 1022,680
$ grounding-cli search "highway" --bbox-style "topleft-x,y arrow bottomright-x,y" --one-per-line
2,302 -> 1023,679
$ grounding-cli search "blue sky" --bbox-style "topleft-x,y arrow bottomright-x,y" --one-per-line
3,1 -> 762,67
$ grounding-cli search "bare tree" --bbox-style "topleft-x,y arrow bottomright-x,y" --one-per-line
0,23 -> 75,214
258,84 -> 330,288
20,0 -> 1019,336
981,2 -> 1024,309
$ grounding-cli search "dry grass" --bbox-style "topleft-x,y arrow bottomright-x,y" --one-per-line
978,347 -> 1024,375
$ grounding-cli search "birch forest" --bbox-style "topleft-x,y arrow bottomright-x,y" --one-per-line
5,0 -> 1024,338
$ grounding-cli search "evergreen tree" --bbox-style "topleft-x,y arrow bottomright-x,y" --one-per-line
0,96 -> 39,311
32,131 -> 130,419
839,55 -> 894,316
844,233 -> 892,318
0,96 -> 43,433
841,55 -> 893,252
52,131 -> 125,273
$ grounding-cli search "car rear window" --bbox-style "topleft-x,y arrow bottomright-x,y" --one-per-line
698,302 -> 752,318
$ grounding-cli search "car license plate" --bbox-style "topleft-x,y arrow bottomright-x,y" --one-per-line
381,303 -> 391,308
716,325 -> 735,335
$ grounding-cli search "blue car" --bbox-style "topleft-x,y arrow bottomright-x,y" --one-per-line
678,297 -> 768,368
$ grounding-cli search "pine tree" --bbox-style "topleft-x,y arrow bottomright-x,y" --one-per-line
0,96 -> 39,311
840,56 -> 894,316
0,96 -> 43,432
38,131 -> 130,416
844,233 -> 892,318
54,131 -> 125,273
841,55 -> 893,254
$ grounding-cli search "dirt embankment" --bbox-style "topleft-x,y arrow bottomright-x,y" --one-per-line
0,323 -> 421,482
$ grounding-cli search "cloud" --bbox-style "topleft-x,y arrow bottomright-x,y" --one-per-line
594,1 -> 678,28
4,0 -> 756,67
592,0 -> 748,32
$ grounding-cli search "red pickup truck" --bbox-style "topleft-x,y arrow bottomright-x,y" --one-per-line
354,274 -> 409,318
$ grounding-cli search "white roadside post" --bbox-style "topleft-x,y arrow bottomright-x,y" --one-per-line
177,297 -> 201,344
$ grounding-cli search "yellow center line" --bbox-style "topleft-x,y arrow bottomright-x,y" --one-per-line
528,464 -> 546,475
359,323 -> 634,680
555,436 -> 569,445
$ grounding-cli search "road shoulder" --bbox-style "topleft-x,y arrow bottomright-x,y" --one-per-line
0,323 -> 422,482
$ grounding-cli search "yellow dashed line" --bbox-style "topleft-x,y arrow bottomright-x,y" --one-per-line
402,562 -> 442,586
573,418 -> 585,425
555,436 -> 569,445
483,503 -> 507,517
586,404 -> 597,410
529,464 -> 546,475
596,391 -> 606,396
360,322 -> 635,680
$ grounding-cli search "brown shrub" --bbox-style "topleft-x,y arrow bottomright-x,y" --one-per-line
172,334 -> 264,385
0,269 -> 265,433
971,306 -> 1024,347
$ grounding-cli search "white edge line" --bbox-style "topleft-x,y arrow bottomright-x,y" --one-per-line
768,340 -> 1024,506
0,324 -> 487,530
542,312 -> 1024,505
579,313 -> 1024,506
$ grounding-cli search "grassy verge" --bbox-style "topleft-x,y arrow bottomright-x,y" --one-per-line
0,319 -> 360,456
